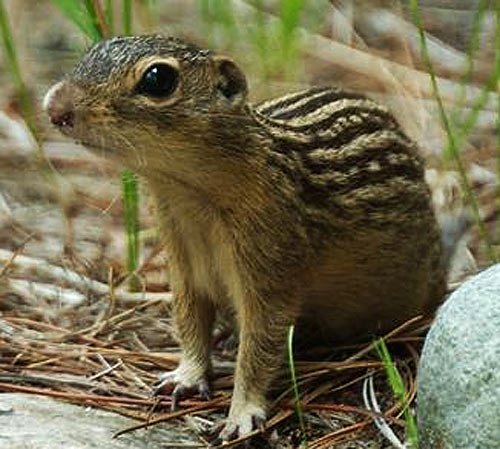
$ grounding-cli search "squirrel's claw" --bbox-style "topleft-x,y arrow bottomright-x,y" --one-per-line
207,403 -> 267,446
153,369 -> 211,411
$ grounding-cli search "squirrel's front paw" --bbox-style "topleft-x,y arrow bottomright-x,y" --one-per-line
153,364 -> 211,410
210,401 -> 267,445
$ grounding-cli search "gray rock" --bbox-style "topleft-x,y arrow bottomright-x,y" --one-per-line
418,264 -> 500,448
0,393 -> 200,449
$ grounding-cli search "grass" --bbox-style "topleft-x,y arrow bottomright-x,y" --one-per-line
50,0 -> 102,41
121,171 -> 140,291
200,0 -> 238,44
279,0 -> 307,63
120,0 -> 136,288
0,0 -> 61,182
450,0 -> 490,129
200,0 -> 308,82
105,0 -> 114,35
409,0 -> 498,263
374,338 -> 418,449
122,0 -> 133,35
287,325 -> 308,447
0,0 -> 38,142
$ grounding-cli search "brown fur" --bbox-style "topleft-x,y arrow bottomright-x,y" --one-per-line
44,35 -> 446,442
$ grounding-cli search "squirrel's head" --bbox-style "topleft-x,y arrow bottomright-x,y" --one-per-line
44,35 -> 251,173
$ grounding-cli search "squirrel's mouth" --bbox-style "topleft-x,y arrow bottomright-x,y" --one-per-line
69,133 -> 123,158
44,81 -> 121,156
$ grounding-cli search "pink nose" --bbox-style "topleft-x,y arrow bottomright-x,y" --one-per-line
48,109 -> 74,128
43,81 -> 75,129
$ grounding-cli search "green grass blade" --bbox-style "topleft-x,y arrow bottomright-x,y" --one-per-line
0,0 -> 23,92
85,0 -> 100,35
280,0 -> 306,59
287,325 -> 308,447
0,0 -> 38,141
0,0 -> 65,206
250,0 -> 267,52
450,0 -> 489,129
374,339 -> 418,448
408,0 -> 496,262
105,0 -> 114,35
122,170 -> 140,291
199,0 -> 213,36
248,0 -> 269,76
198,0 -> 238,44
122,0 -> 132,35
280,0 -> 306,39
217,0 -> 237,41
456,68 -> 500,147
50,0 -> 101,41
119,0 -> 139,287
86,0 -> 111,39
148,0 -> 157,13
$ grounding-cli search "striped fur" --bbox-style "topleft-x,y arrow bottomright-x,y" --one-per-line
250,87 -> 429,228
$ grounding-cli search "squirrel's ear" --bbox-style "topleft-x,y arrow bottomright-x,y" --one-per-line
213,56 -> 248,107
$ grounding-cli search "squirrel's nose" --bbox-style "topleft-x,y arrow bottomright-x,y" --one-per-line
49,109 -> 75,128
43,81 -> 75,129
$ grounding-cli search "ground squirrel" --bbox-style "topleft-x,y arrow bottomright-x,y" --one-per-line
44,35 -> 446,443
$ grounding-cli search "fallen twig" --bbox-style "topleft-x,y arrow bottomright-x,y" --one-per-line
0,248 -> 172,303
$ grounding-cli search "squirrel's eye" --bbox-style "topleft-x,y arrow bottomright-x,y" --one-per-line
136,63 -> 179,98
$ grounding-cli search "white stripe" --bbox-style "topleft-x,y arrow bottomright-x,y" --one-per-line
308,130 -> 402,161
282,98 -> 387,128
255,89 -> 313,115
264,89 -> 333,118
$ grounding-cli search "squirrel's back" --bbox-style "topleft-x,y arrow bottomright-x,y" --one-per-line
251,86 -> 433,232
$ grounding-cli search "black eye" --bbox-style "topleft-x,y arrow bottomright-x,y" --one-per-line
135,63 -> 179,98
